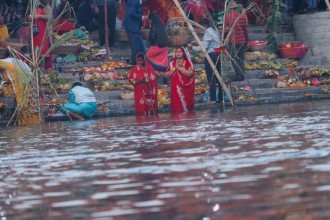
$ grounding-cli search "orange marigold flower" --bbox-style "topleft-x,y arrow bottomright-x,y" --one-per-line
158,89 -> 167,95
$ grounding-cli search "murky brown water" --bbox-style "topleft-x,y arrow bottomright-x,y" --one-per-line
0,100 -> 330,220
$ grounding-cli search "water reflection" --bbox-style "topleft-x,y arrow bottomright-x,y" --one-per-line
0,100 -> 330,219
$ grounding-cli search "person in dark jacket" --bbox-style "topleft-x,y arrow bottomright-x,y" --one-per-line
93,0 -> 118,49
224,1 -> 248,81
123,0 -> 146,65
77,0 -> 99,33
148,12 -> 168,47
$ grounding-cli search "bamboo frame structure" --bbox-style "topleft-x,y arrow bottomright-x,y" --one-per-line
172,0 -> 234,107
0,0 -> 79,126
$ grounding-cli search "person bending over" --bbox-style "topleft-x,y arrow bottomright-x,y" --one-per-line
60,81 -> 98,120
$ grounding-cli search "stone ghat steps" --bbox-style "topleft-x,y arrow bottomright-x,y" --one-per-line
229,85 -> 330,104
242,68 -> 290,79
248,33 -> 296,42
232,93 -> 330,106
248,25 -> 294,34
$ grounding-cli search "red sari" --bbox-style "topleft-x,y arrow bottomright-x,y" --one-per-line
128,60 -> 158,115
33,7 -> 51,69
167,50 -> 195,114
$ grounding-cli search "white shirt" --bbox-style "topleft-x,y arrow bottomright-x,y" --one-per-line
71,86 -> 97,103
202,27 -> 220,53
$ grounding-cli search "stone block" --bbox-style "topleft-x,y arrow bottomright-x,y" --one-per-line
257,81 -> 276,89
261,92 -> 283,98
282,89 -> 303,97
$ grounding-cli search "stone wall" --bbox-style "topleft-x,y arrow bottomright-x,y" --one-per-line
293,12 -> 330,64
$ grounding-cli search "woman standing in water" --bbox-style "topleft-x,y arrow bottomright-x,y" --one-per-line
128,53 -> 158,115
161,47 -> 195,113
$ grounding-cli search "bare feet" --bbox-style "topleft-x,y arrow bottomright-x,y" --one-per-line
69,112 -> 85,120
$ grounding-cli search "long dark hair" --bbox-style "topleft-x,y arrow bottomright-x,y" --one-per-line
148,13 -> 169,47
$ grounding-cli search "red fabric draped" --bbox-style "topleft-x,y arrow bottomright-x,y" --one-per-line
167,48 -> 195,114
128,60 -> 158,115
33,8 -> 51,56
54,20 -> 75,35
146,46 -> 168,71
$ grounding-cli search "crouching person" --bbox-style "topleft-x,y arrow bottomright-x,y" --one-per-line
60,81 -> 98,120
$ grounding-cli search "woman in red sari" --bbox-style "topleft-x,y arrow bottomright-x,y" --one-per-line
128,53 -> 158,115
28,0 -> 52,71
162,47 -> 195,113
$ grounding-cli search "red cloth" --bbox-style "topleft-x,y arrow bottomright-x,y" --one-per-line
146,46 -> 168,71
128,60 -> 158,115
54,19 -> 75,35
167,47 -> 195,114
33,8 -> 51,57
224,10 -> 248,44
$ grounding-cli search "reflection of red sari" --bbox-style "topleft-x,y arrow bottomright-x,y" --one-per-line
167,55 -> 195,114
128,61 -> 158,115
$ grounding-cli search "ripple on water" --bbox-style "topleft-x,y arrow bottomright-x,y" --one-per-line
0,101 -> 329,219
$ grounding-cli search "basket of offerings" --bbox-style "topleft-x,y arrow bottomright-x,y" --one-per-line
167,27 -> 190,47
248,40 -> 267,51
257,52 -> 269,60
245,52 -> 258,61
168,35 -> 189,47
52,43 -> 81,55
115,29 -> 129,42
279,42 -> 309,59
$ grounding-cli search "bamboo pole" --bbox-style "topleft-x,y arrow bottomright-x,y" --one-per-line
104,0 -> 110,59
172,0 -> 234,107
325,0 -> 330,11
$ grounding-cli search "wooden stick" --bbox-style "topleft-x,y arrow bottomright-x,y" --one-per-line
172,0 -> 234,106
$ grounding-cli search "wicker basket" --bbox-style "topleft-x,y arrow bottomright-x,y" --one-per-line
0,48 -> 8,58
52,44 -> 81,55
245,52 -> 258,61
168,35 -> 189,47
257,52 -> 269,60
141,29 -> 150,40
0,41 -> 26,51
120,92 -> 134,100
115,29 -> 129,42
249,43 -> 266,52
279,45 -> 309,59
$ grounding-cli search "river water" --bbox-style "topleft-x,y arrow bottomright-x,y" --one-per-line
0,100 -> 330,220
